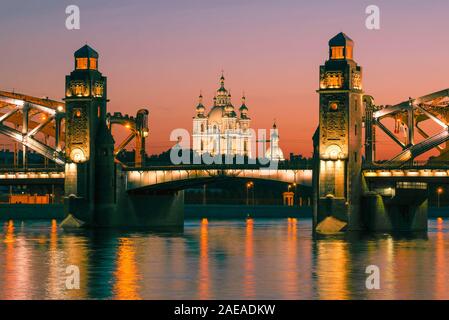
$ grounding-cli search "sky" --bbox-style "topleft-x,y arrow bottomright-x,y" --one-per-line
1,0 -> 449,158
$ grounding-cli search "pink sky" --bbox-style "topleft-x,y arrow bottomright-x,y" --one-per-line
1,1 -> 448,159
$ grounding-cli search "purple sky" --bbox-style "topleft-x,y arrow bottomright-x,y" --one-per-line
1,0 -> 448,158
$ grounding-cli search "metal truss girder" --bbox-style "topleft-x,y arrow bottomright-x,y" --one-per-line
27,115 -> 54,137
114,132 -> 136,156
373,89 -> 449,119
373,104 -> 411,119
0,124 -> 65,165
416,123 -> 443,152
374,119 -> 406,149
385,129 -> 449,165
0,108 -> 20,123
415,105 -> 448,129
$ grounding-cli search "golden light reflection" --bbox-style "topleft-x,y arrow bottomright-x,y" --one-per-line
283,218 -> 298,298
3,221 -> 32,299
63,236 -> 88,299
198,219 -> 210,299
4,220 -> 14,244
244,218 -> 255,298
316,241 -> 349,300
435,219 -> 446,298
47,219 -> 64,299
114,238 -> 141,300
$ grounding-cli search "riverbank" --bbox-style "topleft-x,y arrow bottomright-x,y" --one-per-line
0,204 -> 446,221
184,204 -> 312,219
0,204 -> 65,220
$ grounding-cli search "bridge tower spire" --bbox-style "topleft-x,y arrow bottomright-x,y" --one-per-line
313,32 -> 364,233
63,44 -> 115,225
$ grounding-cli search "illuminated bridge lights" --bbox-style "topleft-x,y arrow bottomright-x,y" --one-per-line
0,172 -> 65,180
363,169 -> 449,178
125,168 -> 313,191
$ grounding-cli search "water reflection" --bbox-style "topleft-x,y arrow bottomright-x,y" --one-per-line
0,219 -> 449,299
244,218 -> 255,298
114,238 -> 140,300
315,239 -> 349,300
198,218 -> 210,299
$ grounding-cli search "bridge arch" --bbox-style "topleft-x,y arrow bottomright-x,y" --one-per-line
125,167 -> 312,192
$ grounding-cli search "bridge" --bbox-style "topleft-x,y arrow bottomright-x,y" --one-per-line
124,164 -> 312,192
1,34 -> 448,233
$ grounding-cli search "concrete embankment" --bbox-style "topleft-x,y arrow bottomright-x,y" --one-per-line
0,204 -> 65,220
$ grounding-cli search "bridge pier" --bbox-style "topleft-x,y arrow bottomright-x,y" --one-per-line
62,45 -> 182,230
362,192 -> 428,232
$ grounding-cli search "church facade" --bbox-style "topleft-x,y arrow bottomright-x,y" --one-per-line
192,74 -> 284,160
192,74 -> 253,157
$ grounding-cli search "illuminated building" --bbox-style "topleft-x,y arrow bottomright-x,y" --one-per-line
192,74 -> 253,157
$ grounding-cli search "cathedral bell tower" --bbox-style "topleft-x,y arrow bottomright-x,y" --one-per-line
64,45 -> 115,225
314,33 -> 364,232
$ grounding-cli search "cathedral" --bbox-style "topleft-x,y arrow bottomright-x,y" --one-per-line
192,74 -> 284,160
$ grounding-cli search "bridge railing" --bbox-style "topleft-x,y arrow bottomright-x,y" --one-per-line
121,160 -> 313,171
364,160 -> 449,170
0,163 -> 64,172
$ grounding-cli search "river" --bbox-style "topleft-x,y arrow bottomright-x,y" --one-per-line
0,217 -> 447,299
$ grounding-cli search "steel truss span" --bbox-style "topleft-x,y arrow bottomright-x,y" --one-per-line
0,91 -> 149,166
365,89 -> 449,167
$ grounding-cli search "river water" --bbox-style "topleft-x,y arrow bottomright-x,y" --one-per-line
0,217 -> 448,300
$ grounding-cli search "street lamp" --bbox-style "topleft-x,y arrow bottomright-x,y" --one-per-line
246,181 -> 254,206
437,187 -> 444,208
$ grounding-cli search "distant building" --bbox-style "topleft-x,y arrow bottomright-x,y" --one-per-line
192,74 -> 285,160
192,74 -> 253,157
265,122 -> 285,161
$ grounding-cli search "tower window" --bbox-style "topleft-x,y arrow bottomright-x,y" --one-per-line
355,124 -> 358,136
76,58 -> 88,70
331,46 -> 345,59
76,57 -> 97,70
89,58 -> 97,70
346,46 -> 353,59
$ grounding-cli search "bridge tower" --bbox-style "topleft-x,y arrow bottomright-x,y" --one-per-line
63,45 -> 115,225
313,33 -> 364,232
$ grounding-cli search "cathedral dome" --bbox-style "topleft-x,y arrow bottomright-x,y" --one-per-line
195,94 -> 206,117
225,103 -> 234,114
196,103 -> 205,114
239,95 -> 249,118
208,106 -> 225,123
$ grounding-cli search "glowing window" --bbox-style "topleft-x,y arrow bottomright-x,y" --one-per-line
74,109 -> 82,118
326,73 -> 343,88
329,102 -> 339,111
331,46 -> 345,59
76,58 -> 88,70
346,46 -> 353,59
89,58 -> 97,70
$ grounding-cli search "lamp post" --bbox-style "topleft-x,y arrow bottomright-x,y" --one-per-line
437,187 -> 443,208
292,182 -> 297,205
246,181 -> 254,206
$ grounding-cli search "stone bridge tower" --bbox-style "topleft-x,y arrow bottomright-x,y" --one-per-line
64,45 -> 115,225
313,33 -> 364,232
